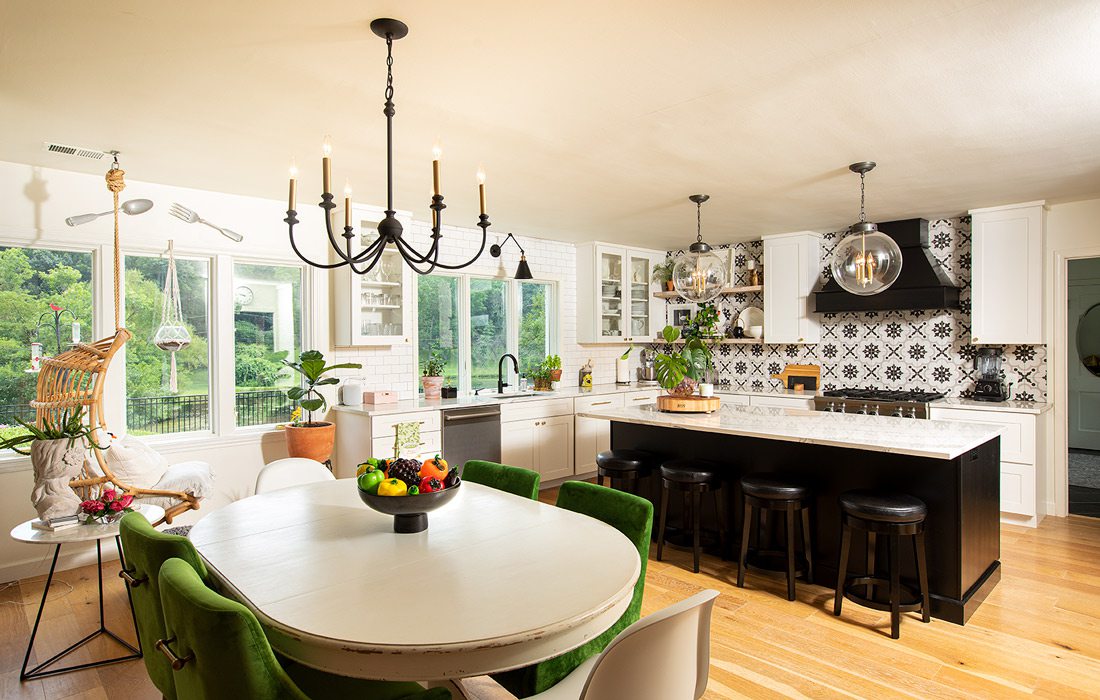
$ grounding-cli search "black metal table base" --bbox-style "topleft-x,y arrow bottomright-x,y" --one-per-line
20,536 -> 143,681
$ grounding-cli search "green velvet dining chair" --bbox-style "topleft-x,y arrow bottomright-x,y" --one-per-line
492,480 -> 654,697
156,558 -> 451,700
118,511 -> 212,700
462,460 -> 541,500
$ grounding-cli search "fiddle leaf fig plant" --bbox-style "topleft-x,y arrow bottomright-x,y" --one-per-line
283,350 -> 362,426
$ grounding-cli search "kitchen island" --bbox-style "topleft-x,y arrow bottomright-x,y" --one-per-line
576,403 -> 1004,624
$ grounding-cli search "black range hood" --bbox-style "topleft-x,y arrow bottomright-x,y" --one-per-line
813,218 -> 961,313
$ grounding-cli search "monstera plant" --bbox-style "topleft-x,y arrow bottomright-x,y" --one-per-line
654,325 -> 708,397
282,350 -> 361,463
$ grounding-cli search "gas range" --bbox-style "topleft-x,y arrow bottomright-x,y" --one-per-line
812,388 -> 945,419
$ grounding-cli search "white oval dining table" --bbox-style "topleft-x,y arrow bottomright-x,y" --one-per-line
187,479 -> 641,681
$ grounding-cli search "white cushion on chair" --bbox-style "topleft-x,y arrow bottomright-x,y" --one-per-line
105,435 -> 169,488
140,460 -> 216,509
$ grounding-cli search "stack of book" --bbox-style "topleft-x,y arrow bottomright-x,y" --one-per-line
31,514 -> 80,532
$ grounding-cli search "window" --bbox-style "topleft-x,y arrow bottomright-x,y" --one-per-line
233,263 -> 303,427
469,278 -> 509,391
0,246 -> 93,439
124,255 -> 211,435
417,275 -> 459,387
518,281 -> 553,374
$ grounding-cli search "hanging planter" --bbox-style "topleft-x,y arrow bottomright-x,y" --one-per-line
153,241 -> 192,393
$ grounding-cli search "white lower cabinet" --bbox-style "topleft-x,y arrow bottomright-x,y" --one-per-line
574,394 -> 627,476
501,401 -> 575,482
749,394 -> 815,410
331,409 -> 442,478
929,406 -> 1040,522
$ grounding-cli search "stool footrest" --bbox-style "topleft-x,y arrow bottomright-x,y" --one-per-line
842,577 -> 924,613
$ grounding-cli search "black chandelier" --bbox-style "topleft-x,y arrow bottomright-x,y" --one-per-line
284,18 -> 490,275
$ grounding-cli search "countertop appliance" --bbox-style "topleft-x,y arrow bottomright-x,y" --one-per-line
973,348 -> 1010,402
442,405 -> 501,472
636,347 -> 658,385
813,388 -> 945,419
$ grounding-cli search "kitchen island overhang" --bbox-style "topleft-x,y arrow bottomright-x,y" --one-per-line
578,403 -> 1003,625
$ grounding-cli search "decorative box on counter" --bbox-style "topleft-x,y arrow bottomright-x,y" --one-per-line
363,390 -> 399,405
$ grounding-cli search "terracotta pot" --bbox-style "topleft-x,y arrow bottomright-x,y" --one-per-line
549,369 -> 563,381
665,280 -> 675,291
285,422 -> 336,463
421,375 -> 444,399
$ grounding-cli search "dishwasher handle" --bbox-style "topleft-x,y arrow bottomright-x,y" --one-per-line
443,410 -> 501,422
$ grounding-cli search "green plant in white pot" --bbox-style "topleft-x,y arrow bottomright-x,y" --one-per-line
283,350 -> 362,463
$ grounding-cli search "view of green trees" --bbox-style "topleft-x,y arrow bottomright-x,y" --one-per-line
518,282 -> 550,374
417,276 -> 460,384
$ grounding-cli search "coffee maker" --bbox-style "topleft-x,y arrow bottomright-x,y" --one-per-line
973,348 -> 1010,402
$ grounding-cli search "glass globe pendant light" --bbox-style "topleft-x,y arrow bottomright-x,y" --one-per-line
673,194 -> 727,303
830,162 -> 902,296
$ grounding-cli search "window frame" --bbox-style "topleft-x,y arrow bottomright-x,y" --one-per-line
415,273 -> 560,396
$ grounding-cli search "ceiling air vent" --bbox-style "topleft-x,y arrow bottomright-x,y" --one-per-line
42,142 -> 111,161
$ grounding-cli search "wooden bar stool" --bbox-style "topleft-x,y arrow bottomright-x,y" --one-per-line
596,449 -> 655,495
833,490 -> 931,639
655,459 -> 727,574
736,474 -> 814,601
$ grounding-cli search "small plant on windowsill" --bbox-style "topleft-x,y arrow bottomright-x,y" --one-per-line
282,350 -> 362,463
421,349 -> 446,399
543,354 -> 563,382
529,360 -> 554,392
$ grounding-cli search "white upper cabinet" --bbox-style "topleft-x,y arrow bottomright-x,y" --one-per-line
333,210 -> 414,346
577,242 -> 665,344
763,232 -> 822,344
970,201 -> 1045,345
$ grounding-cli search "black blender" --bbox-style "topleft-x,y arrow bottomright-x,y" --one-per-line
973,348 -> 1010,402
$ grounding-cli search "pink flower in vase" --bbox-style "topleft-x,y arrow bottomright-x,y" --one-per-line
109,501 -> 125,512
119,494 -> 134,509
80,500 -> 100,514
102,489 -> 117,502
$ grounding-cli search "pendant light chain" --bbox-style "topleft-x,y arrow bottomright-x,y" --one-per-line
696,200 -> 703,243
858,170 -> 867,224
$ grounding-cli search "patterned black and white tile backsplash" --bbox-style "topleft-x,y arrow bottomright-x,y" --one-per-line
654,217 -> 1047,401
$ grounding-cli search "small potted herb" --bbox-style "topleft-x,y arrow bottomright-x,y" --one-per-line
544,354 -> 563,382
652,258 -> 676,291
283,350 -> 362,462
421,349 -> 446,399
529,361 -> 554,392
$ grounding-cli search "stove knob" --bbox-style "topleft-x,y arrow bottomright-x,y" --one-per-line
870,405 -> 880,416
856,404 -> 868,415
892,407 -> 904,418
908,407 -> 919,419
837,403 -> 846,414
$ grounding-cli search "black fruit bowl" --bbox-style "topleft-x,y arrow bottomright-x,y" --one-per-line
357,482 -> 461,533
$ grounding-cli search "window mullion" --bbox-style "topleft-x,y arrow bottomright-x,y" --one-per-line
459,276 -> 472,395
213,254 -> 234,435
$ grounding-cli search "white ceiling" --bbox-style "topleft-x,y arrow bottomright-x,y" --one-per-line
2,0 -> 1099,249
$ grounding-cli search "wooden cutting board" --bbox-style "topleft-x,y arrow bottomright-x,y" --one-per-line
656,395 -> 721,413
770,364 -> 821,391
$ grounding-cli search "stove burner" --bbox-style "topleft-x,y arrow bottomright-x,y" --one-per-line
821,388 -> 945,402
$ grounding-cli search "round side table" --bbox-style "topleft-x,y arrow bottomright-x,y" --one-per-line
9,504 -> 164,681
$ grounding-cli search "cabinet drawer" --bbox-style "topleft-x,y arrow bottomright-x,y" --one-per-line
749,395 -> 815,410
371,430 -> 441,461
575,394 -> 626,413
928,408 -> 1035,464
501,398 -> 574,422
716,393 -> 751,406
1000,461 -> 1036,516
371,410 -> 441,438
625,390 -> 660,405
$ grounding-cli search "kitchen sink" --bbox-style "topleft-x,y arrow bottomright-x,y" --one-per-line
482,392 -> 539,400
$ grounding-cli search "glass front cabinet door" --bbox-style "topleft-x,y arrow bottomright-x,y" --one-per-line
577,243 -> 665,343
334,214 -> 414,346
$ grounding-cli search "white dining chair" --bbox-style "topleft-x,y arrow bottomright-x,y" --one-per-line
254,458 -> 335,494
453,589 -> 719,700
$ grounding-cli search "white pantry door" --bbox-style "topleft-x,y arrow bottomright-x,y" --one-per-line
1069,283 -> 1100,451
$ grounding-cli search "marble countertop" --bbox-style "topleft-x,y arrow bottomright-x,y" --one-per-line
935,397 -> 1051,415
576,403 -> 1004,460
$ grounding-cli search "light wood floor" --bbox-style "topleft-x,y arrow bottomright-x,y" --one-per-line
3,501 -> 1099,699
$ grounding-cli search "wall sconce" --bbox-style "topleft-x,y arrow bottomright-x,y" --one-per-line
490,233 -> 533,279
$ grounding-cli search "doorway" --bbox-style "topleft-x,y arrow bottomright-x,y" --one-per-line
1068,257 -> 1100,516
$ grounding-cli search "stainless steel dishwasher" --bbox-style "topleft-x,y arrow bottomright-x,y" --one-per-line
441,405 -> 501,473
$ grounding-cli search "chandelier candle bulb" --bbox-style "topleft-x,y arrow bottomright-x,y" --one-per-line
344,181 -> 352,228
432,143 -> 442,196
288,160 -> 298,211
477,167 -> 486,215
322,136 -> 333,194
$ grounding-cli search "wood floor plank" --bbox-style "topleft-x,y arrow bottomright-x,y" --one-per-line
1,492 -> 1098,699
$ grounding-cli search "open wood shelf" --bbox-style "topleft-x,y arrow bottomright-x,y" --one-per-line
670,337 -> 763,345
653,284 -> 763,299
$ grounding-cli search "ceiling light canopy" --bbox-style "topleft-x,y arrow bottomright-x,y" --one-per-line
672,194 -> 726,303
829,162 -> 902,296
284,18 -> 491,276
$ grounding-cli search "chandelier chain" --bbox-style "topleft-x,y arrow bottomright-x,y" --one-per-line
696,200 -> 702,243
858,171 -> 866,224
385,35 -> 394,103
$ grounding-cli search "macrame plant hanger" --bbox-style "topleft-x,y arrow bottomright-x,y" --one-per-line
153,240 -> 191,393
